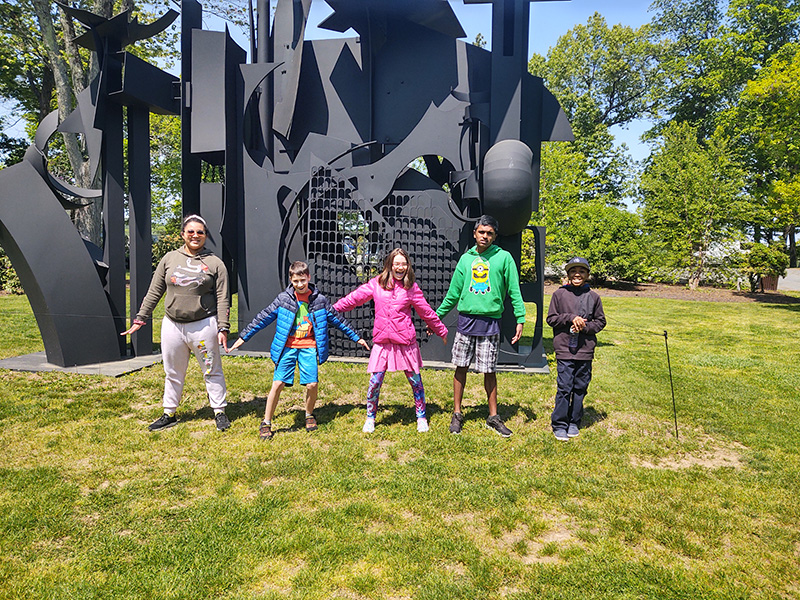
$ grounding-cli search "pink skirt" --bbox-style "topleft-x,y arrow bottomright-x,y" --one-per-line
367,342 -> 423,373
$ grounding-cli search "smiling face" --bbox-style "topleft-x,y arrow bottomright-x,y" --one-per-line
567,266 -> 589,287
181,220 -> 207,254
391,254 -> 408,280
290,273 -> 310,295
473,224 -> 497,253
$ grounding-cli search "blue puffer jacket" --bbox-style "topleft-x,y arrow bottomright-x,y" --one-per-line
239,283 -> 362,364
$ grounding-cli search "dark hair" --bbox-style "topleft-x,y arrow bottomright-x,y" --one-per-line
181,214 -> 208,234
377,248 -> 415,290
473,214 -> 499,235
289,260 -> 310,277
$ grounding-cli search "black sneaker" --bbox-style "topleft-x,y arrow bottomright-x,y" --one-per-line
486,415 -> 512,438
259,421 -> 274,441
215,413 -> 231,431
148,413 -> 177,431
449,412 -> 464,434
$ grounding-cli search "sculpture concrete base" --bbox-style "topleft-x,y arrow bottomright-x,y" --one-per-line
0,352 -> 163,377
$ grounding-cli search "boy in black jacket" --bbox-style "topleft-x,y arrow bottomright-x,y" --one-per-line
546,257 -> 606,441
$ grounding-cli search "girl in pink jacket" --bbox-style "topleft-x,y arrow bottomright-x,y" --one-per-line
334,248 -> 448,433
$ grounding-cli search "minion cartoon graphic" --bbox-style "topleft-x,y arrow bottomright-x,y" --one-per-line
469,257 -> 491,294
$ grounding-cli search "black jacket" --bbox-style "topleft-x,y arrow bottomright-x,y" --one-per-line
547,285 -> 606,360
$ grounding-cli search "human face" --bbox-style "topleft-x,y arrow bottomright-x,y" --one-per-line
391,254 -> 408,280
290,273 -> 310,295
473,224 -> 497,252
567,266 -> 589,286
182,221 -> 207,254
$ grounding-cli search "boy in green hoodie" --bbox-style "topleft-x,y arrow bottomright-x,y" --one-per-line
435,215 -> 525,437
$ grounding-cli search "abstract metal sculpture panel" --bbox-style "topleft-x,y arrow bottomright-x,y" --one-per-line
0,0 -> 572,369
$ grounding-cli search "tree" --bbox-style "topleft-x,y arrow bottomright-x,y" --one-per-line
639,121 -> 750,289
529,13 -> 658,202
525,142 -> 651,283
721,43 -> 800,264
740,241 -> 789,292
648,0 -> 800,137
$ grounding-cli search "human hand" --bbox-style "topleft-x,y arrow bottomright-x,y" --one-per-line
572,316 -> 586,331
510,323 -> 524,345
218,330 -> 228,352
120,321 -> 144,336
441,334 -> 448,345
227,337 -> 244,353
358,338 -> 371,352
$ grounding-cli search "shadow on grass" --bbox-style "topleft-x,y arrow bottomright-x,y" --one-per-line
761,302 -> 800,312
731,291 -> 800,304
583,406 -> 607,428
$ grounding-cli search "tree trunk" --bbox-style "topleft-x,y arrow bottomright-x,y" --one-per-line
789,225 -> 797,268
32,0 -> 106,245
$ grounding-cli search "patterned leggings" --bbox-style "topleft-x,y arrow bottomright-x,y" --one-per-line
366,371 -> 426,419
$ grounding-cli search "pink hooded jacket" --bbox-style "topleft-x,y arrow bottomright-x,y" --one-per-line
334,277 -> 448,346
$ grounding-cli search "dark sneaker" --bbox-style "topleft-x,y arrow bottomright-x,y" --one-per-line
148,413 -> 177,431
215,413 -> 231,431
449,412 -> 464,434
567,423 -> 580,438
259,421 -> 274,441
553,429 -> 569,441
305,414 -> 318,432
486,415 -> 512,438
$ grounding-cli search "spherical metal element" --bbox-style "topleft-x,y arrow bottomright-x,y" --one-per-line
482,140 -> 534,236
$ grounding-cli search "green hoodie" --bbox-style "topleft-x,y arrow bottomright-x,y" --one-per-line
436,244 -> 525,323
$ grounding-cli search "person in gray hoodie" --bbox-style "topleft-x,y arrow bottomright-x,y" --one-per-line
121,215 -> 231,432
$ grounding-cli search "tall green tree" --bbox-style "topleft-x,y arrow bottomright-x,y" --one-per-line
639,121 -> 749,289
648,0 -> 800,136
525,142 -> 651,283
722,42 -> 800,263
529,13 -> 659,201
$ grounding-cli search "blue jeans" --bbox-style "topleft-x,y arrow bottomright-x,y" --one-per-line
552,359 -> 592,431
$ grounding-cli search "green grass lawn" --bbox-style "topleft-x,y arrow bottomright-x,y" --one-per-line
0,292 -> 798,599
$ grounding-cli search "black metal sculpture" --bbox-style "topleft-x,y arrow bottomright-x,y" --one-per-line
0,0 -> 572,369
0,5 -> 179,366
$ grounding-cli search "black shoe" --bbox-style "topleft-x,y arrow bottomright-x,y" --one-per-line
215,413 -> 231,431
259,421 -> 274,441
486,415 -> 512,438
148,413 -> 177,431
449,412 -> 464,434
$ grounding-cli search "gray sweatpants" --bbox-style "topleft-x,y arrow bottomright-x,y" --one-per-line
160,315 -> 227,412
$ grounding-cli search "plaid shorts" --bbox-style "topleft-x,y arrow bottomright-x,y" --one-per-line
451,331 -> 500,373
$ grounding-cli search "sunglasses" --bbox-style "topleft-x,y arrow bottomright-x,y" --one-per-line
185,229 -> 206,235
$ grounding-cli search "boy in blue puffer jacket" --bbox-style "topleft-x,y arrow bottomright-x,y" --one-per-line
229,261 -> 369,439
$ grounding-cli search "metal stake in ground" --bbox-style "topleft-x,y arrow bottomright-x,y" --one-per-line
663,330 -> 678,440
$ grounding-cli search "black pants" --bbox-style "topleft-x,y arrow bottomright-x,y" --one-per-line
552,359 -> 592,431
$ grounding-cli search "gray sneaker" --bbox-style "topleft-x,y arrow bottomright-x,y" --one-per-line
148,413 -> 177,431
215,413 -> 231,431
567,423 -> 580,438
486,415 -> 512,438
553,428 -> 569,441
449,412 -> 464,434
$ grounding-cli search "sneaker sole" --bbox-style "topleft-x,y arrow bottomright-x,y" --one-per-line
567,432 -> 579,438
149,421 -> 178,432
486,423 -> 512,438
